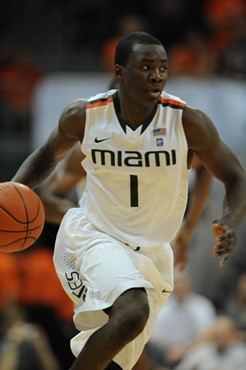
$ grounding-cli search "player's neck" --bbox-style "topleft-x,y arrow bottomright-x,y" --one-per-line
117,92 -> 157,130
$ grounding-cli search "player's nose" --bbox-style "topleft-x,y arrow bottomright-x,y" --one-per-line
150,68 -> 163,82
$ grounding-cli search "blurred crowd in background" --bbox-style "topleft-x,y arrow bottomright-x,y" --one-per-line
0,0 -> 246,369
1,0 -> 246,74
0,0 -> 245,142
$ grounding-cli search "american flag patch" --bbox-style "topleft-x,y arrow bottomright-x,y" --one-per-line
153,128 -> 166,136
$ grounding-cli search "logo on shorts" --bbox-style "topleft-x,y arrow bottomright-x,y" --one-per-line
162,288 -> 172,293
65,271 -> 88,301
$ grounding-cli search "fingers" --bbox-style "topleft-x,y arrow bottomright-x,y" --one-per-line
212,220 -> 228,241
218,254 -> 229,268
213,230 -> 237,255
211,221 -> 237,268
174,260 -> 186,271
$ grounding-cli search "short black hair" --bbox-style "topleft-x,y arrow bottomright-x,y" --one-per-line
114,31 -> 163,66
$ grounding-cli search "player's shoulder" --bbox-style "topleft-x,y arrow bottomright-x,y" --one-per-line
58,99 -> 88,139
182,105 -> 220,150
160,91 -> 186,109
182,105 -> 214,133
61,98 -> 88,120
86,90 -> 116,110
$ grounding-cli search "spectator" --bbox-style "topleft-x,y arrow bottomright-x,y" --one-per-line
147,0 -> 205,49
204,0 -> 246,64
100,13 -> 148,73
17,245 -> 76,370
217,19 -> 246,78
146,270 -> 216,368
168,31 -> 215,76
0,45 -> 42,135
0,252 -> 20,311
174,315 -> 246,370
224,273 -> 246,332
0,302 -> 60,370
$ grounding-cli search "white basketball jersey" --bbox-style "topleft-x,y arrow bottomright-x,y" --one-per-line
79,90 -> 189,247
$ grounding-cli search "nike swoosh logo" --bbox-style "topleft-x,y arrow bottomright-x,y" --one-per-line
162,289 -> 172,293
94,137 -> 110,143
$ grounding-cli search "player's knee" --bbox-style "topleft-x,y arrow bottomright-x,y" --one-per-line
127,300 -> 149,338
112,288 -> 149,340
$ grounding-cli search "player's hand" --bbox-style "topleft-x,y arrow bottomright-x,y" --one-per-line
172,242 -> 188,271
212,220 -> 237,268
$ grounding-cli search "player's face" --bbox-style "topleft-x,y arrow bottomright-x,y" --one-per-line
120,43 -> 168,107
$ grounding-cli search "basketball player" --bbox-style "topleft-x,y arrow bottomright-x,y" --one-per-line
11,32 -> 246,370
40,143 -> 212,370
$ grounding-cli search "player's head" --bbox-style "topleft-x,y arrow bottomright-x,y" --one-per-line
114,31 -> 163,67
114,32 -> 168,105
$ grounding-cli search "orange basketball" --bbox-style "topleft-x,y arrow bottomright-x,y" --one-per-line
0,182 -> 45,252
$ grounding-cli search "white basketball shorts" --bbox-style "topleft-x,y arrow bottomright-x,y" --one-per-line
53,207 -> 174,369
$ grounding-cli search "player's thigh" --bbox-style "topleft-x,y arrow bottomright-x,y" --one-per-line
78,241 -> 150,297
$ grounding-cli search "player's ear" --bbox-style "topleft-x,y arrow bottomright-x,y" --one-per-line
115,64 -> 124,79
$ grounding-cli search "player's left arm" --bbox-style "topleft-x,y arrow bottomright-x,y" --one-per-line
186,156 -> 213,229
173,156 -> 213,270
183,106 -> 246,267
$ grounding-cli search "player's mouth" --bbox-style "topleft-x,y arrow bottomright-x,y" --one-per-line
147,89 -> 161,98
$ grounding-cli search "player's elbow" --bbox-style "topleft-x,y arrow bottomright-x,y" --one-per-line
224,169 -> 246,193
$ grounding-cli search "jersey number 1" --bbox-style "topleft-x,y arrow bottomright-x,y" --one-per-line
130,175 -> 139,207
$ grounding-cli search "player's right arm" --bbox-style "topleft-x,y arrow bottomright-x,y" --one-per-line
12,99 -> 87,190
40,144 -> 85,224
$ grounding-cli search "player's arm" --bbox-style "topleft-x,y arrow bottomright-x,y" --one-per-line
186,156 -> 213,230
173,155 -> 213,270
40,144 -> 85,224
183,106 -> 246,267
12,99 -> 87,189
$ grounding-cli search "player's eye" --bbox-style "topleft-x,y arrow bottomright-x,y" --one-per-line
141,65 -> 149,71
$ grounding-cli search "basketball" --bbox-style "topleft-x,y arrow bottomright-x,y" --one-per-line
0,182 -> 45,253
